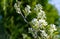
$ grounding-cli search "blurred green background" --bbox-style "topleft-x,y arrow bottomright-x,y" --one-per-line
0,0 -> 60,39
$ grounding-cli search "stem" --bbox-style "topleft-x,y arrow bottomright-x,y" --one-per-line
20,13 -> 28,24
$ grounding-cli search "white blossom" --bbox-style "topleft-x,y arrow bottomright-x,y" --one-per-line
28,28 -> 34,33
26,5 -> 31,9
40,30 -> 48,37
38,19 -> 47,26
14,1 -> 28,23
37,10 -> 46,19
34,4 -> 42,13
28,3 -> 57,39
50,24 -> 57,30
23,5 -> 31,17
31,18 -> 38,26
14,1 -> 21,14
28,28 -> 38,38
33,31 -> 38,38
25,5 -> 31,13
14,2 -> 58,38
35,4 -> 42,10
49,24 -> 57,33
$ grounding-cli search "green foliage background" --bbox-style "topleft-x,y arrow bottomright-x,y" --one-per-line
0,0 -> 59,39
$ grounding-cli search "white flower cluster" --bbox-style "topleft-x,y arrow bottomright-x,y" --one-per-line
28,4 -> 57,39
34,4 -> 46,19
28,28 -> 38,38
40,30 -> 48,38
31,4 -> 47,28
28,4 -> 48,38
14,1 -> 29,23
14,1 -> 22,14
23,5 -> 31,18
14,1 -> 57,39
49,24 -> 57,33
14,1 -> 31,18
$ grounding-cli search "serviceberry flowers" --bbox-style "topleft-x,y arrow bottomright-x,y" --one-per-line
14,1 -> 57,39
23,5 -> 31,18
14,1 -> 22,14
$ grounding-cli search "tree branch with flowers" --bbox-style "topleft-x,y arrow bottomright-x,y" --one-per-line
13,0 -> 58,39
